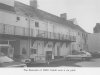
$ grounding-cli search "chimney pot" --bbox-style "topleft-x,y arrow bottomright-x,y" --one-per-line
60,13 -> 67,20
30,0 -> 37,8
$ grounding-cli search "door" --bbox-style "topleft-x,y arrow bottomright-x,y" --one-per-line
46,51 -> 52,61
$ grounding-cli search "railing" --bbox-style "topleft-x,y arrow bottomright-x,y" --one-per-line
0,23 -> 76,42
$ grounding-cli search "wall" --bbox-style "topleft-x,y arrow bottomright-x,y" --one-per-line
60,43 -> 70,56
48,22 -> 54,32
0,11 -> 28,28
54,42 -> 61,56
30,19 -> 48,31
87,33 -> 100,52
54,24 -> 69,35
30,40 -> 54,61
37,41 -> 44,55
30,40 -> 38,58
30,40 -> 44,58
73,31 -> 82,51
44,41 -> 53,52
0,11 -> 16,25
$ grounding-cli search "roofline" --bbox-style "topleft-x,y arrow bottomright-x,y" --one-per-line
15,1 -> 87,33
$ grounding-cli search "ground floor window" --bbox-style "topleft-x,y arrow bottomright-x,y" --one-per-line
0,47 -> 8,55
31,48 -> 37,54
22,48 -> 27,55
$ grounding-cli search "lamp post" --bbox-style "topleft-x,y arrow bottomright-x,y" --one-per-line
25,13 -> 31,58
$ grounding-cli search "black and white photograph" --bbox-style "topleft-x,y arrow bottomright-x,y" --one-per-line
0,0 -> 100,72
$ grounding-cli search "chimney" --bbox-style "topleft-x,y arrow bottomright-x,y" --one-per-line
30,0 -> 38,9
60,13 -> 67,20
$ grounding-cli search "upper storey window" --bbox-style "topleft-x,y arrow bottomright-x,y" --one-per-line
16,16 -> 20,22
78,32 -> 80,35
35,21 -> 39,27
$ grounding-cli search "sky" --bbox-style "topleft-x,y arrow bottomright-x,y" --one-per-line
16,0 -> 100,33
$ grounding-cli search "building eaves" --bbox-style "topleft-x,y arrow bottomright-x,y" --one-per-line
74,25 -> 87,33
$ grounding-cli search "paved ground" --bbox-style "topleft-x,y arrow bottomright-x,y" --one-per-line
76,58 -> 100,67
27,58 -> 100,67
27,58 -> 81,67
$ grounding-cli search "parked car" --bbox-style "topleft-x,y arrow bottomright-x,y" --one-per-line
66,50 -> 92,61
0,53 -> 27,67
90,51 -> 100,58
13,55 -> 31,64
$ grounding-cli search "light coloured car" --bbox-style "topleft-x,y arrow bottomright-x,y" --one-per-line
80,51 -> 92,57
66,50 -> 92,60
0,53 -> 27,67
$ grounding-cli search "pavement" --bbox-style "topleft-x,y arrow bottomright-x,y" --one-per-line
75,58 -> 100,67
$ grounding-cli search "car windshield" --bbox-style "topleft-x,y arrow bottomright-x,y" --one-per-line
0,53 -> 14,63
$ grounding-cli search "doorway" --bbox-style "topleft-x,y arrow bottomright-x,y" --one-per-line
46,51 -> 52,61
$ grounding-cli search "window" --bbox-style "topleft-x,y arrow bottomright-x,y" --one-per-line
35,22 -> 39,27
79,44 -> 81,47
17,17 -> 20,21
48,44 -> 52,48
25,18 -> 28,20
82,33 -> 84,37
31,40 -> 34,47
22,48 -> 27,55
31,49 -> 37,54
78,32 -> 80,35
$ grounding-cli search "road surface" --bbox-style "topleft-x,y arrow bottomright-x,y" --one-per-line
27,58 -> 100,67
